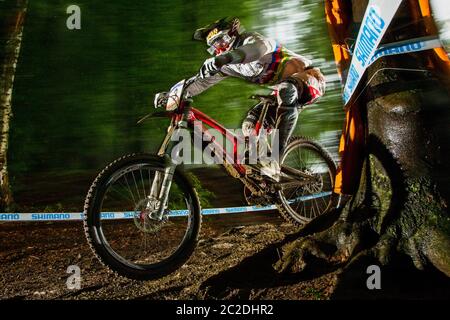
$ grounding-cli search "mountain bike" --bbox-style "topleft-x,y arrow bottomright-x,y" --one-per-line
83,78 -> 336,280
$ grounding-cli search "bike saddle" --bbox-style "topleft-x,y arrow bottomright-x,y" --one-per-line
250,94 -> 277,104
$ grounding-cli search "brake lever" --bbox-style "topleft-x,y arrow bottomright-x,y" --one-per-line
136,113 -> 152,124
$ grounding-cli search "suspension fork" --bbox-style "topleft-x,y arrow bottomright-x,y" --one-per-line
150,130 -> 179,219
150,164 -> 176,220
150,102 -> 191,219
150,121 -> 178,219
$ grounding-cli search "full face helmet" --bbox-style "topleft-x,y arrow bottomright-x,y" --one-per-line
193,17 -> 242,55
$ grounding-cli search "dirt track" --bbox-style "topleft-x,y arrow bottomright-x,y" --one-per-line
3,166 -> 449,300
1,165 -> 338,300
3,212 -> 450,300
0,212 -> 338,300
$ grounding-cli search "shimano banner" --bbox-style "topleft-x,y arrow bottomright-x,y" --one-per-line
369,36 -> 442,65
343,0 -> 403,105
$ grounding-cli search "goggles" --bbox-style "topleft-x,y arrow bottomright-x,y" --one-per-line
206,30 -> 234,55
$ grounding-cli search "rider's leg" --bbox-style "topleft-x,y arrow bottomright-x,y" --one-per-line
242,102 -> 263,136
276,67 -> 326,155
275,81 -> 302,155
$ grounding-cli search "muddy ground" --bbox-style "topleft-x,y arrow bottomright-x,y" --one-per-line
2,164 -> 340,300
0,212 -> 341,300
2,212 -> 450,300
2,166 -> 449,300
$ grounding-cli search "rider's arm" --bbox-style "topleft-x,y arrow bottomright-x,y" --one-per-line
215,34 -> 275,68
184,73 -> 228,97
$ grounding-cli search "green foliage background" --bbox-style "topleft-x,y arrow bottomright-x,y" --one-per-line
9,0 -> 344,210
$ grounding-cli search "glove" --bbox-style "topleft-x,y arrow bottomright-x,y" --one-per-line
199,57 -> 220,79
154,91 -> 168,108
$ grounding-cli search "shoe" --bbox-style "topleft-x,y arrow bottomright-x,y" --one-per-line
258,159 -> 281,182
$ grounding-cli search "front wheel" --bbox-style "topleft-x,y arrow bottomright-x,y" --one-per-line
83,153 -> 201,280
277,136 -> 336,226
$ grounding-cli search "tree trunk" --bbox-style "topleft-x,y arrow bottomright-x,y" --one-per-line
363,0 -> 450,276
0,0 -> 27,211
274,0 -> 450,296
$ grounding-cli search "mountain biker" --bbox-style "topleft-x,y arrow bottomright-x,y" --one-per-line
156,17 -> 325,172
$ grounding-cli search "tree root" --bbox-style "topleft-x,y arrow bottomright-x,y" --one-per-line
273,214 -> 375,274
274,174 -> 450,297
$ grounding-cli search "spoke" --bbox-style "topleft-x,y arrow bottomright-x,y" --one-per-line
313,186 -> 322,216
131,170 -> 142,200
144,231 -> 153,262
298,148 -> 305,168
139,168 -> 147,198
313,197 -> 321,218
301,199 -> 306,219
139,230 -> 146,262
309,196 -> 315,219
319,183 -> 329,208
292,148 -> 301,170
109,185 -> 134,206
122,174 -> 137,206
293,187 -> 304,214
294,197 -> 302,215
286,186 -> 300,200
148,169 -> 153,197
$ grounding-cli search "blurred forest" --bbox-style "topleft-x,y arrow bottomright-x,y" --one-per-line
5,0 -> 344,211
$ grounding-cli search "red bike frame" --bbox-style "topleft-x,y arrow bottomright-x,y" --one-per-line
186,106 -> 248,175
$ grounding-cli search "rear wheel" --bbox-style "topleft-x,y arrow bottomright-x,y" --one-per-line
83,153 -> 201,280
277,137 -> 336,226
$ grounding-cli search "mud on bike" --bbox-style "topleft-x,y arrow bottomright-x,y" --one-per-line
83,78 -> 336,280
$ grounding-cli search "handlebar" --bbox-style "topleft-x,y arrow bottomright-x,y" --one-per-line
250,94 -> 277,105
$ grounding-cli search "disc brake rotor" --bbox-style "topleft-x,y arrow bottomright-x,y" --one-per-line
133,197 -> 168,233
